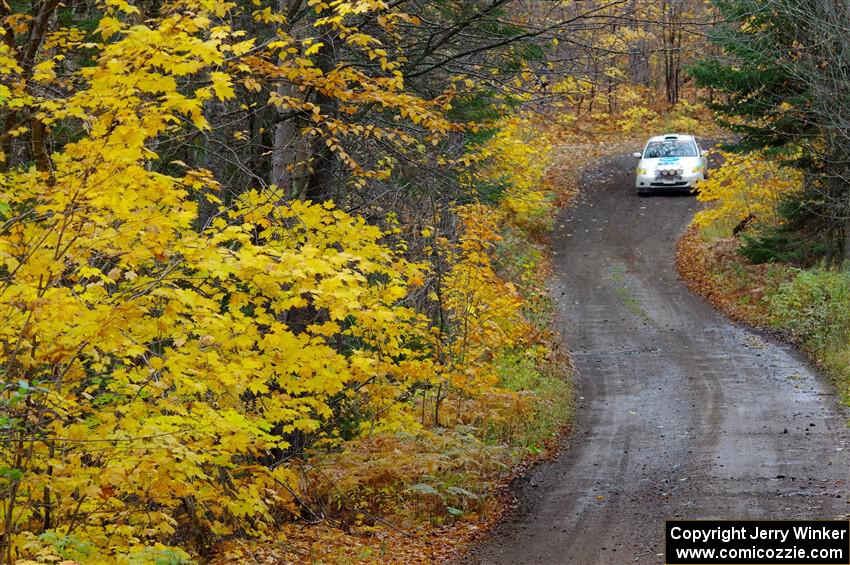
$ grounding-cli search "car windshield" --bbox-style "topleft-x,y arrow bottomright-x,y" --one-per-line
643,140 -> 697,158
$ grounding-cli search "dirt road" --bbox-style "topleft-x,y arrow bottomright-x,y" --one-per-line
462,153 -> 850,564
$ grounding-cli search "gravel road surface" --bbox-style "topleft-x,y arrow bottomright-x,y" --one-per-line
462,152 -> 850,564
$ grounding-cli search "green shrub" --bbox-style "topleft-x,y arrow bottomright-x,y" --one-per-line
770,268 -> 850,352
494,349 -> 573,453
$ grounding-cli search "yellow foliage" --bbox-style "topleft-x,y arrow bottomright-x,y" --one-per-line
0,0 -> 571,560
469,115 -> 554,235
438,205 -> 528,396
0,1 -> 445,561
693,150 -> 803,235
303,200 -> 568,530
617,106 -> 660,133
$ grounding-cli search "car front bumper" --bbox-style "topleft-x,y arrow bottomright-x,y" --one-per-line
636,172 -> 704,191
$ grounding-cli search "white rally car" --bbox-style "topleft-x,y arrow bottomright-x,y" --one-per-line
634,134 -> 707,194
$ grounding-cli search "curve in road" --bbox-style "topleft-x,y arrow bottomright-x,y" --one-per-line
463,152 -> 850,564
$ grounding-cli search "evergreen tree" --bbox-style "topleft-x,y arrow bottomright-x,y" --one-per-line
689,0 -> 816,155
692,0 -> 850,261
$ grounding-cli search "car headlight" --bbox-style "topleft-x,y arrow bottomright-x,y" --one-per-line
636,167 -> 647,175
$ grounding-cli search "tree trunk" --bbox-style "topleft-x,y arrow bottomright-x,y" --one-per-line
271,85 -> 311,199
270,0 -> 311,199
662,0 -> 682,106
302,28 -> 340,203
843,218 -> 850,264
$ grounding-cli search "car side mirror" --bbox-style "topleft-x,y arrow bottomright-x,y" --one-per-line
633,152 -> 642,159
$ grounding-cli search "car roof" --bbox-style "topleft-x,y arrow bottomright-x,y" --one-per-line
646,133 -> 696,143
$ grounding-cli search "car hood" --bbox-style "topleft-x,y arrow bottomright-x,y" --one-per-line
640,156 -> 701,169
